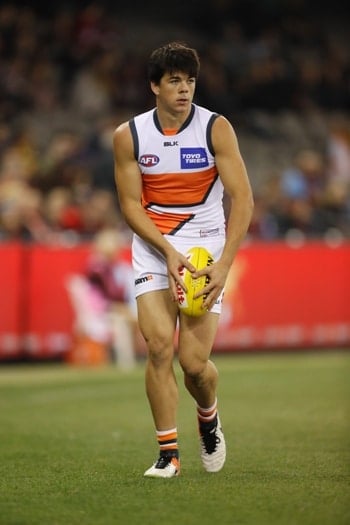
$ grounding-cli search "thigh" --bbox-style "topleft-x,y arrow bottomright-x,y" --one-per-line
137,290 -> 178,352
178,311 -> 220,366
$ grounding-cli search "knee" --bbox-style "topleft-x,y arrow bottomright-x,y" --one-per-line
179,354 -> 207,380
144,330 -> 174,366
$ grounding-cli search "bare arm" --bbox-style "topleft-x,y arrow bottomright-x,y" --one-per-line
194,115 -> 254,310
113,123 -> 195,300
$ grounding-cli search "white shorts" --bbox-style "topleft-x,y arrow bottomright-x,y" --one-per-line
132,234 -> 225,314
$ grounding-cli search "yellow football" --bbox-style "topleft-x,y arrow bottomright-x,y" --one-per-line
177,246 -> 214,317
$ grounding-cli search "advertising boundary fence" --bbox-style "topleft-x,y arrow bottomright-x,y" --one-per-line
0,241 -> 349,360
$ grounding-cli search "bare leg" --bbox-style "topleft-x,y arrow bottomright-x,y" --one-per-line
178,312 -> 220,407
178,311 -> 226,473
184,359 -> 218,408
137,290 -> 179,430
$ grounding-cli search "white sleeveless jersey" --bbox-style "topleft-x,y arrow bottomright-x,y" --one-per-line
129,104 -> 226,239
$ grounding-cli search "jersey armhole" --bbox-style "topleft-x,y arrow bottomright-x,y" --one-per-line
129,119 -> 139,160
206,113 -> 220,156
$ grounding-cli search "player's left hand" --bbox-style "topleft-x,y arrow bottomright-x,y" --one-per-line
192,262 -> 228,311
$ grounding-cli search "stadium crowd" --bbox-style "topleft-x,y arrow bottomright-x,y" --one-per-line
0,0 -> 349,244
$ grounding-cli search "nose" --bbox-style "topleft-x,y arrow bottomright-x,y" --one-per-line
179,80 -> 189,92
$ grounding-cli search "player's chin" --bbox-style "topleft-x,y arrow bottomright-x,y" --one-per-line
174,101 -> 190,111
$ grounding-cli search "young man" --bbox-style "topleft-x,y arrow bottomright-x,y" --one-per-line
113,41 -> 253,478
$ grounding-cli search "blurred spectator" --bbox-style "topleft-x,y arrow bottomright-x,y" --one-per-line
327,117 -> 350,185
0,179 -> 41,241
79,189 -> 121,237
43,187 -> 80,235
278,149 -> 327,236
280,150 -> 325,200
70,50 -> 115,119
248,173 -> 282,240
322,117 -> 350,236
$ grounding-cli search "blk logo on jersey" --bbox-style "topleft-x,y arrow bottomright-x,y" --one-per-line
180,148 -> 208,169
139,154 -> 160,167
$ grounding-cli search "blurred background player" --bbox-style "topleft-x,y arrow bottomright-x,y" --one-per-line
66,228 -> 137,369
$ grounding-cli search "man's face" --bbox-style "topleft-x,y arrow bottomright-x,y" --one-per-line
151,71 -> 196,114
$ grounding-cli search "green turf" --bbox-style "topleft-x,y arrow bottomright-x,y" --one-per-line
0,351 -> 349,525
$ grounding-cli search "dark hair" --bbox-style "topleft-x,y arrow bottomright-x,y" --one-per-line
148,41 -> 200,84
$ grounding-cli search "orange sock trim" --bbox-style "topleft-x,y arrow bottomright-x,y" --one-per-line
156,428 -> 178,452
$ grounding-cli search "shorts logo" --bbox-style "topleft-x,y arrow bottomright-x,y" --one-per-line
139,154 -> 159,167
200,228 -> 219,237
180,148 -> 208,169
135,274 -> 154,285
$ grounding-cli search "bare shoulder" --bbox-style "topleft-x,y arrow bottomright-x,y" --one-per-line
113,120 -> 134,156
212,114 -> 239,151
113,120 -> 131,143
212,114 -> 235,135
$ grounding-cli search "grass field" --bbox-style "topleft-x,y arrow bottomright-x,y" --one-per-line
0,351 -> 349,525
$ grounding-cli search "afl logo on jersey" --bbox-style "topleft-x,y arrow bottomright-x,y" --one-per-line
139,154 -> 160,167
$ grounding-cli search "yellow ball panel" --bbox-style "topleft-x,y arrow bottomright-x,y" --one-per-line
178,246 -> 214,317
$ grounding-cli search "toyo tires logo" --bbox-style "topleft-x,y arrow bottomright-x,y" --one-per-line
180,148 -> 208,169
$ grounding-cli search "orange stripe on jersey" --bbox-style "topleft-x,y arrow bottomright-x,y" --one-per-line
142,166 -> 218,207
145,208 -> 194,235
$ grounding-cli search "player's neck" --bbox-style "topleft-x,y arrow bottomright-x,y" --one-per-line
155,106 -> 191,133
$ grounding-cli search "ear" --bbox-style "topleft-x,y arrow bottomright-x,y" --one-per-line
151,82 -> 160,96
